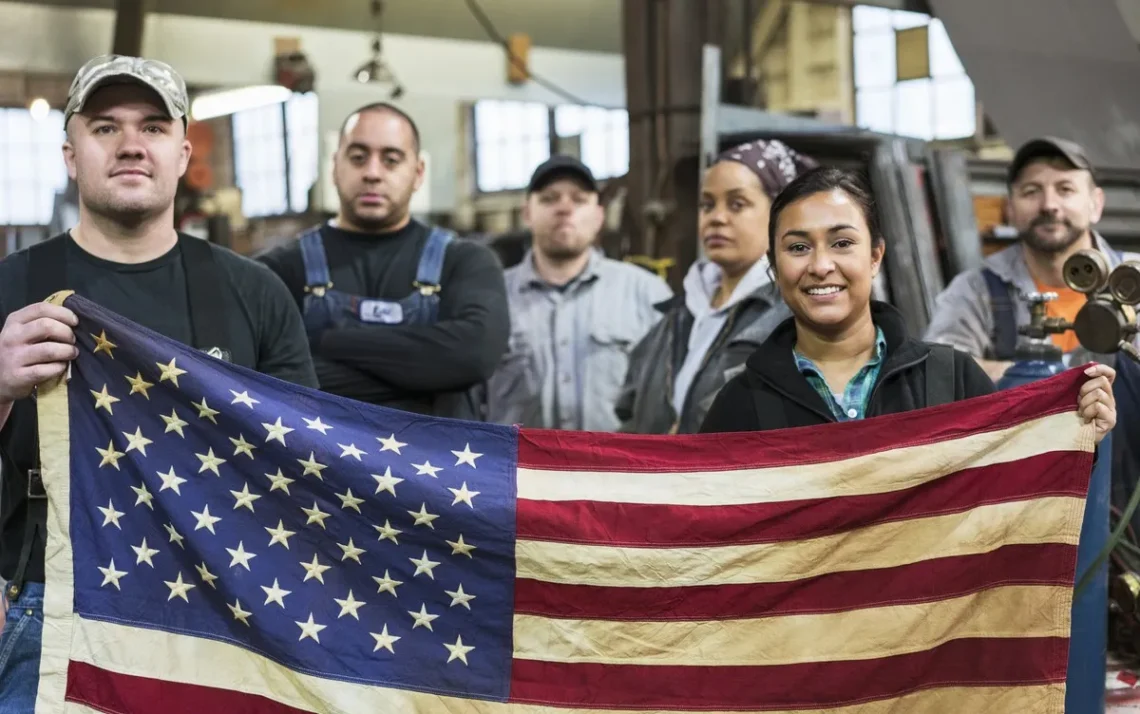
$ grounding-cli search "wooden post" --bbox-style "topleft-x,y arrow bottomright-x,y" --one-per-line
112,0 -> 148,57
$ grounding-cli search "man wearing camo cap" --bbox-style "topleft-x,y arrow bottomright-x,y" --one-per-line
0,55 -> 315,709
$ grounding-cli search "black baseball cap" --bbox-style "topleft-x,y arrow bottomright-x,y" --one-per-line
527,155 -> 598,194
1008,136 -> 1096,185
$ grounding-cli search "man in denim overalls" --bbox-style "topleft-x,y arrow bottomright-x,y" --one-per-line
260,103 -> 509,419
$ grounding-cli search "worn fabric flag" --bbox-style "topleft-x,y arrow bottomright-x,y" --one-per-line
33,291 -> 1095,714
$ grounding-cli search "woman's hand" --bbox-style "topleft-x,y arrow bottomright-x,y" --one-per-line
1080,364 -> 1116,444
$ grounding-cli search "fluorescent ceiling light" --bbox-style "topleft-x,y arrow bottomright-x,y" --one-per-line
190,85 -> 293,121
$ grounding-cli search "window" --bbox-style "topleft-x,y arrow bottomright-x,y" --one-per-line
852,6 -> 976,141
472,99 -> 629,192
0,108 -> 68,226
232,92 -> 319,218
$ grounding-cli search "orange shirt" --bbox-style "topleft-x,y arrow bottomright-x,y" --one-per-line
1033,280 -> 1086,353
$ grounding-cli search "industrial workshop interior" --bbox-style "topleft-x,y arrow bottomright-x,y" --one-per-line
3,0 -> 1140,712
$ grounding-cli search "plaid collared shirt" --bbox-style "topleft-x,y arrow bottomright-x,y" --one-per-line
793,327 -> 888,422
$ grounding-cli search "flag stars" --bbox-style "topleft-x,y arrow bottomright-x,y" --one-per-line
372,467 -> 403,497
339,443 -> 365,461
192,398 -> 219,424
157,467 -> 187,495
230,434 -> 257,459
412,460 -> 441,478
230,390 -> 259,409
338,538 -> 366,564
131,538 -> 159,567
130,482 -> 154,510
452,443 -> 482,468
370,625 -> 400,654
265,469 -> 294,495
372,570 -> 403,597
161,409 -> 188,438
262,417 -> 294,446
373,520 -> 402,545
337,489 -> 364,513
164,523 -> 185,549
408,503 -> 440,529
196,562 -> 219,589
125,372 -> 153,399
300,554 -> 332,584
302,502 -> 331,529
91,330 -> 117,357
446,583 -> 476,610
122,427 -> 153,457
191,505 -> 222,534
164,572 -> 196,603
409,550 -> 441,580
444,635 -> 475,666
98,500 -> 124,529
90,385 -> 120,414
447,535 -> 477,558
304,417 -> 332,435
296,614 -> 327,644
196,448 -> 226,477
228,600 -> 252,626
297,453 -> 327,480
408,604 -> 439,631
261,579 -> 291,608
334,590 -> 366,620
96,440 -> 125,470
98,559 -> 127,590
265,520 -> 296,549
377,433 -> 406,454
156,358 -> 187,388
230,484 -> 262,513
226,541 -> 257,571
449,482 -> 480,508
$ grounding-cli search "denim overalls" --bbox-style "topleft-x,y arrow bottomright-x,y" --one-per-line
299,224 -> 453,338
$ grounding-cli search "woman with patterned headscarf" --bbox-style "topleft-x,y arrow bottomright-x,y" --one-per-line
616,139 -> 818,433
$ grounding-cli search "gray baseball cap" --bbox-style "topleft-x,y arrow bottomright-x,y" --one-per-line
64,55 -> 189,126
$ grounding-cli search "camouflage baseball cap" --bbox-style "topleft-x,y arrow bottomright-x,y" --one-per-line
65,55 -> 189,126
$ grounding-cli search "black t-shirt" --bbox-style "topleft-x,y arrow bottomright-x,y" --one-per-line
0,232 -> 318,583
258,220 -> 510,414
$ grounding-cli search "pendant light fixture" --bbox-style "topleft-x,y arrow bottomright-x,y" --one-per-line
352,0 -> 405,99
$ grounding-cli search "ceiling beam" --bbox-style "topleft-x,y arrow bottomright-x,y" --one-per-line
797,0 -> 931,11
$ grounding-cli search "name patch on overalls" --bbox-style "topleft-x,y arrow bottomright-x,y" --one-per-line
358,299 -> 405,324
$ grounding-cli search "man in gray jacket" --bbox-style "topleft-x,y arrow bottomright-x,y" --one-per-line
925,136 -> 1140,380
486,156 -> 672,431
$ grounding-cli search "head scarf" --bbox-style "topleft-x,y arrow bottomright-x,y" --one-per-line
715,139 -> 818,199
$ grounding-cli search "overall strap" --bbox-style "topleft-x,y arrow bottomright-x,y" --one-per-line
981,268 -> 1018,361
414,227 -> 453,294
178,234 -> 232,353
299,226 -> 332,293
923,344 -> 957,408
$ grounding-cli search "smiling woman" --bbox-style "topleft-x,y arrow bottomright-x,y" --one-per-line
699,166 -> 1002,433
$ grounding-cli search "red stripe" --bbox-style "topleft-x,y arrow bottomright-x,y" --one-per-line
515,542 -> 1077,620
517,451 -> 1090,546
518,368 -> 1086,472
509,636 -> 1069,709
67,660 -> 314,714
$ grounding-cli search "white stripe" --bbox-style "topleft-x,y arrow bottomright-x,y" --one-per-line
518,411 -> 1088,506
64,618 -> 1063,714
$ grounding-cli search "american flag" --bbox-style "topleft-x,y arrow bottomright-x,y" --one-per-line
34,291 -> 1094,714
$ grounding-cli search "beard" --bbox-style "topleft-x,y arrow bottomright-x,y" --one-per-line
1020,215 -> 1085,255
80,184 -> 167,226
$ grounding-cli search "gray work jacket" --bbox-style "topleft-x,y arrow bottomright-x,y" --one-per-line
616,281 -> 791,434
925,232 -> 1140,361
486,251 -> 673,431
